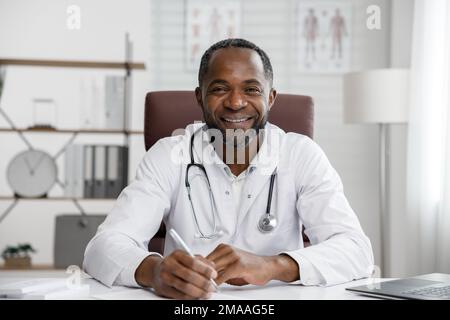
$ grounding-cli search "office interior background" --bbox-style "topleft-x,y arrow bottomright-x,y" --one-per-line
0,0 -> 449,279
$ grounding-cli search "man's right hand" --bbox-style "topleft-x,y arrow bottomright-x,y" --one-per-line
134,250 -> 218,299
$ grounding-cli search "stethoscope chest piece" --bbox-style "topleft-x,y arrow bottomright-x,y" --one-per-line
258,213 -> 277,233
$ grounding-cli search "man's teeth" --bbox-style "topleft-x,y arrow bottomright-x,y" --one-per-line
223,118 -> 250,123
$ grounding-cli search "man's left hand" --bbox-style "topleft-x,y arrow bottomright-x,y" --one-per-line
206,244 -> 299,286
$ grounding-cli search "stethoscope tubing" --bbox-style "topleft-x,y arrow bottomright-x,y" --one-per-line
187,126 -> 278,235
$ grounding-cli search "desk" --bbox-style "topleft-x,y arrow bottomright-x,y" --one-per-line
0,270 -> 388,300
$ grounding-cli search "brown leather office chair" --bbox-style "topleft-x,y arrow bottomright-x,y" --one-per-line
144,91 -> 314,254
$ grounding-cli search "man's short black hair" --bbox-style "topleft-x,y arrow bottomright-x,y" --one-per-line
198,38 -> 273,87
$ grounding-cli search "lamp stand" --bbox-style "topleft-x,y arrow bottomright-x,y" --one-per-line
379,123 -> 391,277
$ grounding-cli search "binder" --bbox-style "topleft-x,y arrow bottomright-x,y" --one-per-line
119,146 -> 129,194
93,145 -> 106,198
104,76 -> 125,130
106,146 -> 119,198
65,144 -> 85,198
79,77 -> 103,129
64,145 -> 75,197
83,145 -> 94,198
105,145 -> 129,198
73,144 -> 84,198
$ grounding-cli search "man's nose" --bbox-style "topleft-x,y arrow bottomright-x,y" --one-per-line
225,90 -> 248,110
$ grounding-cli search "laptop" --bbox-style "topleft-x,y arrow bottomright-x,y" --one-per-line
346,273 -> 450,300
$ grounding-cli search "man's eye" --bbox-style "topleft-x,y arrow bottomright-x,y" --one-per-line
211,87 -> 227,93
246,87 -> 262,94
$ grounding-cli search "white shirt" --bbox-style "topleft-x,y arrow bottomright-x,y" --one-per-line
83,123 -> 374,288
226,167 -> 248,217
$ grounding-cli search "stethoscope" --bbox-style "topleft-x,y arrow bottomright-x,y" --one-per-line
185,126 -> 278,239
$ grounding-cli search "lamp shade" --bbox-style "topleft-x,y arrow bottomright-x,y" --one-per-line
343,69 -> 410,123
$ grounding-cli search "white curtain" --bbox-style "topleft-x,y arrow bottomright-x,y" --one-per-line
406,0 -> 450,275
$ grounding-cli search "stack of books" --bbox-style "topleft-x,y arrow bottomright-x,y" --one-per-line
0,278 -> 90,300
65,144 -> 129,199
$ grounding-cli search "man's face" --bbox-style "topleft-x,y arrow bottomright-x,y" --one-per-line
195,47 -> 276,147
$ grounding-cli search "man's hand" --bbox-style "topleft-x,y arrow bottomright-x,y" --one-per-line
135,250 -> 218,299
206,244 -> 300,286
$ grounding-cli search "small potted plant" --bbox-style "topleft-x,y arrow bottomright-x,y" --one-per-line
1,243 -> 36,269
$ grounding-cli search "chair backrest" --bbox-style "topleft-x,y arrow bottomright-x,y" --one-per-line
144,91 -> 314,253
144,91 -> 314,151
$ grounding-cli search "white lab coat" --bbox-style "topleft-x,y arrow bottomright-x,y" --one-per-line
83,123 -> 374,288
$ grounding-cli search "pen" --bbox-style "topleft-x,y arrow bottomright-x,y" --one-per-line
168,228 -> 219,291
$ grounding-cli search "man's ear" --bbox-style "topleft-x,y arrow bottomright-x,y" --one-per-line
268,88 -> 277,111
195,87 -> 203,109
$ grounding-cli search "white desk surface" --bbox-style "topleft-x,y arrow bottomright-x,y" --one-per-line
0,270 -> 390,300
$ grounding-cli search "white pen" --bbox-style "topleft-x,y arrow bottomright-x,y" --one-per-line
168,228 -> 219,291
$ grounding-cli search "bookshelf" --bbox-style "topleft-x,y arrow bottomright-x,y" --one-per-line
0,34 -> 146,225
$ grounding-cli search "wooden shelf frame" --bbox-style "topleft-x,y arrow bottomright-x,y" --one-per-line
0,196 -> 116,201
0,127 -> 143,135
0,58 -> 145,70
0,196 -> 115,224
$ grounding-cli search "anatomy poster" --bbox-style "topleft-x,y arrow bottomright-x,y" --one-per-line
297,1 -> 352,73
186,0 -> 241,71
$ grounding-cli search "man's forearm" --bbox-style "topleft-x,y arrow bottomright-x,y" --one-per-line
134,255 -> 163,287
267,254 -> 300,283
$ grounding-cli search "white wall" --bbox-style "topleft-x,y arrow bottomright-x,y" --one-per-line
387,0 -> 414,277
0,0 -> 396,267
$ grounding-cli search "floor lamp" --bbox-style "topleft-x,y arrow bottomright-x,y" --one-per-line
343,69 -> 410,277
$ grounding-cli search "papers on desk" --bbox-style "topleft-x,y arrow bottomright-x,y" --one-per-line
0,278 -> 90,300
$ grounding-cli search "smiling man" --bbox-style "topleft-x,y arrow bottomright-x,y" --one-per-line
83,38 -> 374,299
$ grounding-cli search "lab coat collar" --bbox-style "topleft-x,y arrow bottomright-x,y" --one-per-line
190,122 -> 282,176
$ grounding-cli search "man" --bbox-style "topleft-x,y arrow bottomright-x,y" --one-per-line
84,38 -> 374,300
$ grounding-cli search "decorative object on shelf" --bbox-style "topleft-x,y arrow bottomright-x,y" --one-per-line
1,243 -> 36,269
30,98 -> 57,130
7,149 -> 58,198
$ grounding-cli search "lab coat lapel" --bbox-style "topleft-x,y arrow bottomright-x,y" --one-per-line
236,126 -> 280,226
236,169 -> 273,227
191,123 -> 282,229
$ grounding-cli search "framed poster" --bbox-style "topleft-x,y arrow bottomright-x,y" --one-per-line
185,0 -> 241,71
297,1 -> 352,74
